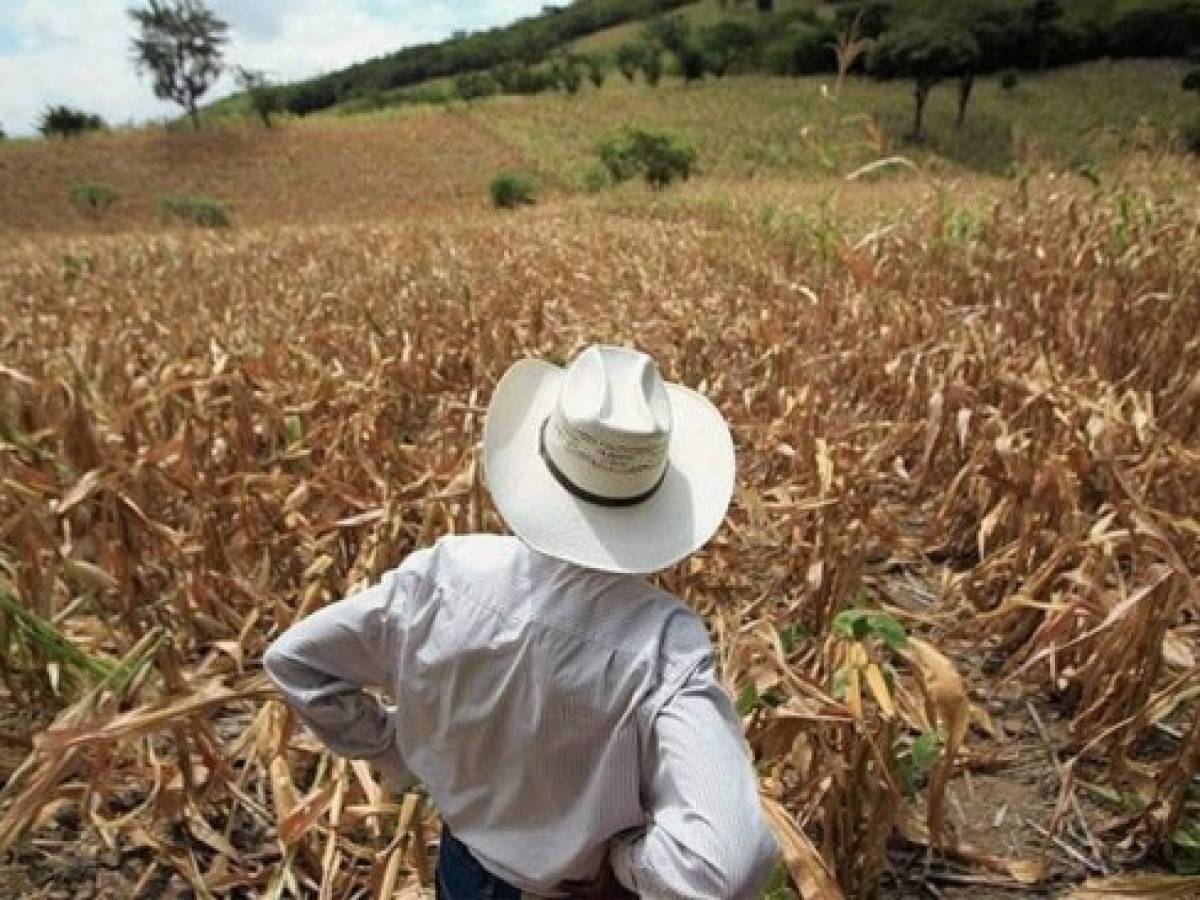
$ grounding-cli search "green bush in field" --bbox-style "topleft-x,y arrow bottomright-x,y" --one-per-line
69,182 -> 120,215
598,128 -> 696,190
490,173 -> 536,209
159,195 -> 232,227
1000,69 -> 1020,91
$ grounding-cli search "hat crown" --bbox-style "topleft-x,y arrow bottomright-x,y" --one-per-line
543,346 -> 672,503
560,346 -> 672,439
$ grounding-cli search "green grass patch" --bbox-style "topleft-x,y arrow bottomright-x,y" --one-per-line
158,194 -> 233,228
68,181 -> 120,216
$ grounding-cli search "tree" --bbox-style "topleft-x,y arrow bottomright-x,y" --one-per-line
701,21 -> 758,77
584,55 -> 607,89
615,43 -> 644,82
235,67 -> 282,128
642,47 -> 664,86
868,22 -> 980,141
129,0 -> 229,130
956,72 -> 974,128
38,105 -> 105,139
559,56 -> 583,95
643,15 -> 690,56
1027,0 -> 1063,69
677,41 -> 708,84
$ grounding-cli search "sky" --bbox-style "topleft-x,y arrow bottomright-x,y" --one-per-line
0,0 -> 549,137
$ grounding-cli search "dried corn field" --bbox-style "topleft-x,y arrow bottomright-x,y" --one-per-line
1,175 -> 1199,900
0,114 -> 525,236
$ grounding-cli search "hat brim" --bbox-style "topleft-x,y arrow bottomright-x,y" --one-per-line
482,358 -> 735,575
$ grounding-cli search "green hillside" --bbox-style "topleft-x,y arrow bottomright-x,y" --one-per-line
208,0 -> 696,118
470,59 -> 1194,187
208,0 -> 1200,124
568,0 -> 814,53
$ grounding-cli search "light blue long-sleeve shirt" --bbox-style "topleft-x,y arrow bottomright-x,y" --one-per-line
264,534 -> 778,898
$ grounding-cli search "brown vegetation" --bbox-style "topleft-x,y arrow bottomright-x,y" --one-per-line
1,133 -> 1198,895
0,114 -> 525,235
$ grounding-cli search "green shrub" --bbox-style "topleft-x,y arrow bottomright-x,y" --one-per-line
69,182 -> 120,215
490,173 -> 536,209
599,136 -> 642,183
455,71 -> 498,102
1000,69 -> 1019,91
159,195 -> 232,228
598,128 -> 696,190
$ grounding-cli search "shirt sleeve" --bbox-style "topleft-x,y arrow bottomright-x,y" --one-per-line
263,570 -> 415,791
609,657 -> 779,900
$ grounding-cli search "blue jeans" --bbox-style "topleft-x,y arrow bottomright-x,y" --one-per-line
436,827 -> 522,900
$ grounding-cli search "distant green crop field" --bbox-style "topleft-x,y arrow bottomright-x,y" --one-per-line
467,59 -> 1194,187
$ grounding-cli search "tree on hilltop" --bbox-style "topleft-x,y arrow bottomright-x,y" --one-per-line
235,67 -> 282,128
129,0 -> 229,130
39,105 -> 106,139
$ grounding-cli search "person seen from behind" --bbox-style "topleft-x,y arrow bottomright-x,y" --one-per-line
265,345 -> 780,898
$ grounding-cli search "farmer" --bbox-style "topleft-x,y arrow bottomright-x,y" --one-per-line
264,345 -> 779,899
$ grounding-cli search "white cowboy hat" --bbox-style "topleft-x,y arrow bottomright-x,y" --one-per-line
482,345 -> 735,574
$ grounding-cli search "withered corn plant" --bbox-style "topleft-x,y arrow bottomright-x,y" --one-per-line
0,178 -> 1197,896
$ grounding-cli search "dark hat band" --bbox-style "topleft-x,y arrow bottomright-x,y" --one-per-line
538,418 -> 667,508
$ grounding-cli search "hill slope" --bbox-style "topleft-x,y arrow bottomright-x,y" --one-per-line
208,0 -> 1200,124
5,59 -> 1195,237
